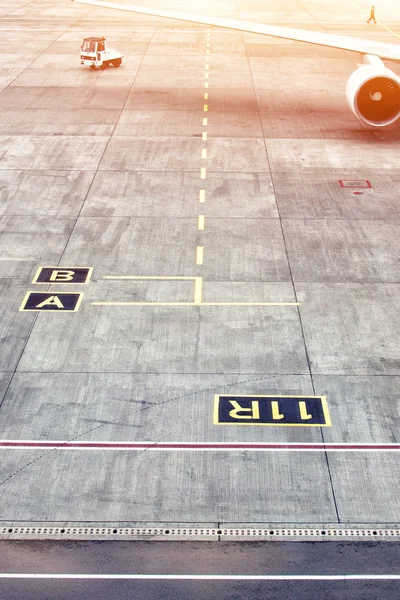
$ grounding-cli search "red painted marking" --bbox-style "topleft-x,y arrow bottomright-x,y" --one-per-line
0,441 -> 399,451
339,180 -> 371,188
353,191 -> 363,195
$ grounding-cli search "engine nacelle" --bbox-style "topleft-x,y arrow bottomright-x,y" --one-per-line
346,64 -> 400,127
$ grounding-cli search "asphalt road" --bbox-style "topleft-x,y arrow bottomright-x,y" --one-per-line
0,540 -> 399,599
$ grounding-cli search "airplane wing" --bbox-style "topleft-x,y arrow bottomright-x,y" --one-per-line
71,0 -> 400,61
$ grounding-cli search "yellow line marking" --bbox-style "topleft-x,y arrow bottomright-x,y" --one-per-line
204,92 -> 208,100
203,117 -> 208,126
205,72 -> 209,78
377,21 -> 400,41
199,189 -> 206,203
205,64 -> 209,70
200,302 -> 300,306
200,167 -> 206,179
206,42 -> 210,47
196,246 -> 204,265
206,56 -> 209,62
202,132 -> 207,141
201,148 -> 207,159
321,396 -> 332,427
198,215 -> 205,230
206,49 -> 210,54
194,277 -> 203,304
92,301 -> 301,306
103,276 -> 196,280
203,104 -> 208,111
204,82 -> 208,88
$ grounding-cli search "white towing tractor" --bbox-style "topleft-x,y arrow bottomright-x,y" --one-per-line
80,36 -> 123,69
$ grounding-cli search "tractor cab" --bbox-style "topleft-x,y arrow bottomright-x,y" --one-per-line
81,36 -> 105,57
80,36 -> 123,69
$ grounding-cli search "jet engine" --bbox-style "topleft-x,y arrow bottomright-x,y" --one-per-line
346,59 -> 400,127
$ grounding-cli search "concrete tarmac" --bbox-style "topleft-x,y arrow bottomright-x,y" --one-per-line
0,0 -> 399,532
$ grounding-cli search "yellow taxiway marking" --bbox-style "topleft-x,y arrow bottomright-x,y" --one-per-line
92,301 -> 301,306
200,167 -> 206,179
205,64 -> 209,70
202,132 -> 207,141
194,277 -> 203,304
201,148 -> 207,159
203,104 -> 208,111
377,21 -> 400,41
204,92 -> 208,100
205,72 -> 209,78
196,246 -> 204,265
203,117 -> 208,126
206,55 -> 209,61
206,49 -> 210,54
198,215 -> 205,230
204,82 -> 208,88
103,275 -> 198,280
199,189 -> 206,203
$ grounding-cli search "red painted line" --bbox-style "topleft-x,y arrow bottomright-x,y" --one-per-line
0,441 -> 399,451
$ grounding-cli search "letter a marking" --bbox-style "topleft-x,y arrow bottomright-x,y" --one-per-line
36,295 -> 65,309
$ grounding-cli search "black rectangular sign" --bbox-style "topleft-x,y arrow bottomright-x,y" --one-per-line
214,395 -> 331,426
19,292 -> 83,312
32,267 -> 93,284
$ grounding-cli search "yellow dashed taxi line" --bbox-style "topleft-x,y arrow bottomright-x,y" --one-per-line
195,30 -> 210,272
196,246 -> 204,265
194,276 -> 203,304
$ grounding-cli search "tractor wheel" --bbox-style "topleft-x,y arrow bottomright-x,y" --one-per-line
112,58 -> 122,68
100,61 -> 109,69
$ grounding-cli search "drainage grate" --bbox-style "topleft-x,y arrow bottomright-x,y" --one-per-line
1,526 -> 399,540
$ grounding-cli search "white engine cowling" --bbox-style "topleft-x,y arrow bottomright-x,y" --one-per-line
346,64 -> 400,127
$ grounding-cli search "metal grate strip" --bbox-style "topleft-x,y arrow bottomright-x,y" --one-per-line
1,526 -> 399,540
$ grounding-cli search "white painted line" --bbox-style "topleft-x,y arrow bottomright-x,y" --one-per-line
0,573 -> 398,580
